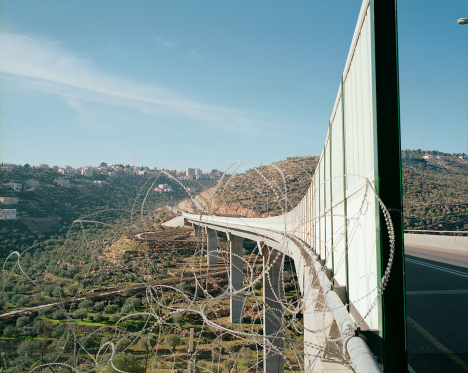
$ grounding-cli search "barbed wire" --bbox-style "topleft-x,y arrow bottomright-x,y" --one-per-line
0,161 -> 395,373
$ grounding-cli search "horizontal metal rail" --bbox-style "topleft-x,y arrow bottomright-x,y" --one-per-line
405,229 -> 468,235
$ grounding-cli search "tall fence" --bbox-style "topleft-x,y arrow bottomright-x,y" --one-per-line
183,1 -> 406,371
191,1 -> 405,371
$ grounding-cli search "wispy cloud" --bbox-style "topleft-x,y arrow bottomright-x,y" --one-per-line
0,32 -> 285,135
190,49 -> 204,62
154,36 -> 177,48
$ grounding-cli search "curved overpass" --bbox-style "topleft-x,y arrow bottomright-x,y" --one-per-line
182,212 -> 381,372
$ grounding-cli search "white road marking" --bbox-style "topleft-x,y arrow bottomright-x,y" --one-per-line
405,258 -> 468,279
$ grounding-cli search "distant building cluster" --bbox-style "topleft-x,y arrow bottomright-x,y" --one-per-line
155,183 -> 173,193
26,179 -> 40,187
401,151 -> 468,161
92,180 -> 108,187
54,178 -> 70,188
186,168 -> 203,179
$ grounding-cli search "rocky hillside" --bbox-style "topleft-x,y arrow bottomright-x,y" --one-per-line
180,154 -> 468,231
179,156 -> 318,217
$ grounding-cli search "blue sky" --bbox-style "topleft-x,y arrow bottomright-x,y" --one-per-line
0,0 -> 467,171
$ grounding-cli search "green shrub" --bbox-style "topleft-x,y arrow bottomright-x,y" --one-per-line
165,334 -> 181,350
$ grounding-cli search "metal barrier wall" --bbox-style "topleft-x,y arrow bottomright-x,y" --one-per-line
185,1 -> 406,371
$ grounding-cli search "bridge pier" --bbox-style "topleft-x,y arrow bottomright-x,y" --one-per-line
192,224 -> 202,237
261,245 -> 284,373
228,234 -> 244,323
206,228 -> 218,265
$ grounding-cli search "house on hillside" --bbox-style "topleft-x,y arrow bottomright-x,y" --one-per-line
22,325 -> 35,335
155,183 -> 172,193
4,182 -> 22,191
26,179 -> 40,187
0,197 -> 18,205
0,209 -> 17,220
54,178 -> 70,188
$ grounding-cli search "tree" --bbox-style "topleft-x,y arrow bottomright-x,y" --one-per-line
239,347 -> 254,364
175,313 -> 185,328
165,334 -> 181,350
52,310 -> 66,320
16,316 -> 30,328
93,301 -> 106,312
104,304 -> 118,314
3,326 -> 16,339
100,162 -> 108,167
176,282 -> 188,294
39,306 -> 53,316
17,339 -> 41,357
121,304 -> 134,314
67,286 -> 78,297
93,312 -> 106,323
79,299 -> 93,309
73,309 -> 88,321
224,360 -> 236,372
116,338 -> 131,350
34,320 -> 46,335
137,335 -> 156,352
105,353 -> 143,373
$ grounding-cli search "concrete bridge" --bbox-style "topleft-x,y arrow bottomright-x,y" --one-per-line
167,0 -> 407,372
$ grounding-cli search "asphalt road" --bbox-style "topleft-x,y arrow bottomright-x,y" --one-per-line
405,244 -> 468,373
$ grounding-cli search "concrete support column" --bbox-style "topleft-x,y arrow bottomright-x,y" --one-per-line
303,265 -> 320,372
193,224 -> 201,237
261,245 -> 284,373
228,234 -> 244,323
206,228 -> 217,265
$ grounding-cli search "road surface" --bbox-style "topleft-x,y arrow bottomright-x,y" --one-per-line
405,244 -> 468,373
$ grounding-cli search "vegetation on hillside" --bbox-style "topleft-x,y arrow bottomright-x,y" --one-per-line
179,156 -> 318,217
180,153 -> 468,232
402,157 -> 468,231
0,166 -> 217,259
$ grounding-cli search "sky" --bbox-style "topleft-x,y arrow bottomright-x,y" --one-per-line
0,0 -> 467,171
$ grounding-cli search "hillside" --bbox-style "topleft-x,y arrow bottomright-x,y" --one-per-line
180,154 -> 468,231
0,167 -> 217,258
179,156 -> 318,217
402,157 -> 468,231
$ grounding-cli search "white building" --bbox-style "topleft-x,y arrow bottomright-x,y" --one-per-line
0,197 -> 18,205
53,166 -> 59,172
459,155 -> 468,159
186,168 -> 195,178
401,151 -> 413,159
4,182 -> 22,191
0,209 -> 17,220
195,168 -> 202,177
26,179 -> 40,187
422,154 -> 434,160
81,166 -> 94,177
54,178 -> 70,188
39,164 -> 50,170
92,180 -> 108,187
155,183 -> 173,193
